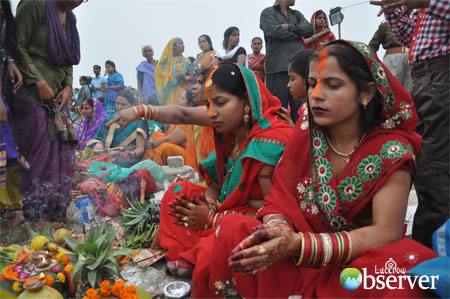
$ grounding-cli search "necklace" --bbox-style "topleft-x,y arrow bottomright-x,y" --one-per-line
231,130 -> 250,156
326,132 -> 366,164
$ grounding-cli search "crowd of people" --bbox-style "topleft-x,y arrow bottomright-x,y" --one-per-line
0,0 -> 448,297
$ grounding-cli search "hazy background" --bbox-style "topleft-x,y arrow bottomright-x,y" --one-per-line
10,0 -> 387,89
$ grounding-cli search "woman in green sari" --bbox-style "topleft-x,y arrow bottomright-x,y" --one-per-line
87,90 -> 147,167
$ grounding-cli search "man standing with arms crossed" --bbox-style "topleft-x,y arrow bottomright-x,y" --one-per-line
371,0 -> 449,247
260,0 -> 313,123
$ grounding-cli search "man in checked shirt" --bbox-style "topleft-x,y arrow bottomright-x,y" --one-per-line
370,0 -> 449,248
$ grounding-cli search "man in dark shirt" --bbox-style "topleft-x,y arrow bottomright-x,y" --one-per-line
260,0 -> 313,122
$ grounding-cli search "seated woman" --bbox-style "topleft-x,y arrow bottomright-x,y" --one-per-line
143,89 -> 196,165
214,27 -> 247,66
248,37 -> 265,83
155,38 -> 194,106
207,41 -> 437,298
76,97 -> 106,152
158,63 -> 292,297
193,34 -> 216,73
108,68 -> 216,172
87,90 -> 147,168
305,10 -> 336,50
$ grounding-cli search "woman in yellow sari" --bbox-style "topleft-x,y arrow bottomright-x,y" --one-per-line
155,38 -> 194,106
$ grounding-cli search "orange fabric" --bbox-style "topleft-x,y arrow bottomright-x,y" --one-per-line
143,125 -> 186,165
185,125 -> 215,171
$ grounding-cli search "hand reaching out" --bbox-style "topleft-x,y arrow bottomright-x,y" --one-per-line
105,107 -> 138,130
370,0 -> 431,17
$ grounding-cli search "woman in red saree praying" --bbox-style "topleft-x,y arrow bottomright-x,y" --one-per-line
157,63 -> 292,297
207,41 -> 438,298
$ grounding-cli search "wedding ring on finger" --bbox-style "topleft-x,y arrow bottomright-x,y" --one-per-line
182,216 -> 189,222
188,203 -> 195,209
257,246 -> 267,255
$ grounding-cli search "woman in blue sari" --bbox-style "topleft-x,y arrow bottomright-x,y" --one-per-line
103,60 -> 125,113
87,90 -> 147,167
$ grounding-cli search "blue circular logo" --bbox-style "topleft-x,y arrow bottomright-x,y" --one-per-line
340,268 -> 362,291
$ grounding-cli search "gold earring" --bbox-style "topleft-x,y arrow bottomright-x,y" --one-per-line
243,105 -> 251,126
363,99 -> 367,110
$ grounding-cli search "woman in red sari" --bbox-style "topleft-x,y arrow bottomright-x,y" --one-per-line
305,10 -> 336,51
247,37 -> 265,83
207,41 -> 437,298
157,63 -> 292,297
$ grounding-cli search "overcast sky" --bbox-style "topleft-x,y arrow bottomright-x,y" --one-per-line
11,0 -> 387,89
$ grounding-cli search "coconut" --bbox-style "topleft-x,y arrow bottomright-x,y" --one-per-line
52,229 -> 72,245
30,236 -> 50,251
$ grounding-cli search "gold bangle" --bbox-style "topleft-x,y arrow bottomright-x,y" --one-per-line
336,232 -> 344,264
133,106 -> 139,120
343,231 -> 353,264
293,232 -> 305,266
148,105 -> 154,120
320,233 -> 332,266
153,106 -> 159,120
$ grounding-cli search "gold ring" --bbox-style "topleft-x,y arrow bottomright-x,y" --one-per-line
188,203 -> 195,209
257,246 -> 267,255
182,216 -> 188,222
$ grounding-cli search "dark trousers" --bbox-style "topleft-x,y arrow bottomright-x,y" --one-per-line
266,71 -> 301,123
412,66 -> 450,247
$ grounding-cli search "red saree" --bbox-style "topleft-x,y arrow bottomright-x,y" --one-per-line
207,41 -> 438,298
158,63 -> 292,297
305,10 -> 336,51
248,53 -> 266,83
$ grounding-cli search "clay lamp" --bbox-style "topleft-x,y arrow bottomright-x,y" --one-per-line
31,251 -> 51,268
23,273 -> 46,292
31,250 -> 50,262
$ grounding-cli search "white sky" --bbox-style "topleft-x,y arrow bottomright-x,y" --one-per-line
11,0 -> 387,89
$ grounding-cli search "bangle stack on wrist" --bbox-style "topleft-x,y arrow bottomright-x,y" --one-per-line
293,231 -> 353,267
135,105 -> 152,120
205,209 -> 243,230
265,214 -> 290,228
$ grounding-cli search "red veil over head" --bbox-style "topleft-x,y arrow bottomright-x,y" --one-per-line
259,40 -> 420,233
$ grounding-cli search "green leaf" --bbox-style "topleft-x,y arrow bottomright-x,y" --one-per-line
102,262 -> 119,276
111,248 -> 133,257
64,235 -> 80,252
87,270 -> 97,288
86,250 -> 108,271
66,254 -> 78,263
123,216 -> 143,226
95,232 -> 107,245
72,260 -> 86,278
